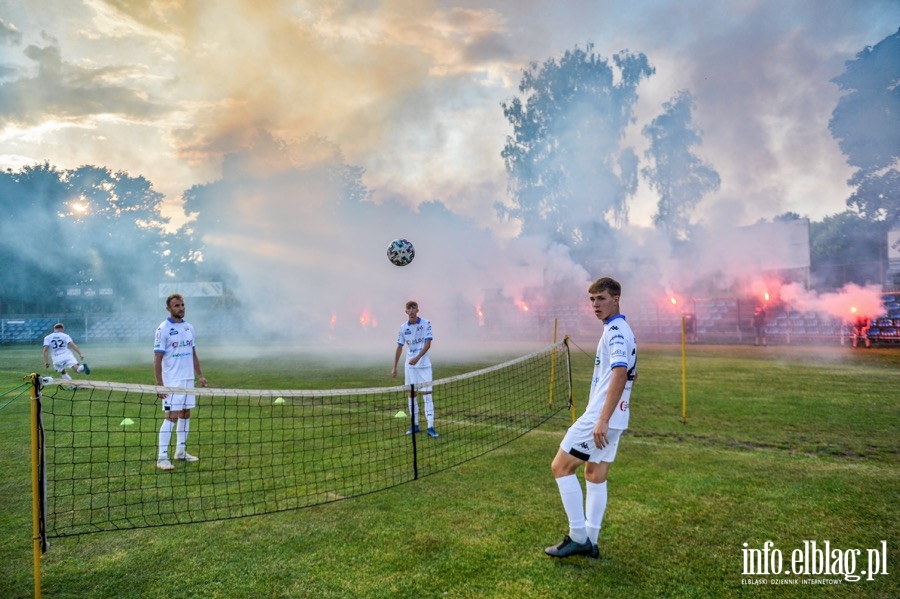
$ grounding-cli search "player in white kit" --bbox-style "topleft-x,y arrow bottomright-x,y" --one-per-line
545,277 -> 637,559
42,323 -> 91,380
391,300 -> 439,438
154,294 -> 208,471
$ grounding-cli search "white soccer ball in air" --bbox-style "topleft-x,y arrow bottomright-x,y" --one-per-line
387,238 -> 415,266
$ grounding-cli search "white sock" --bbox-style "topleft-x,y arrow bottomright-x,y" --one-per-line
62,373 -> 73,380
423,393 -> 434,428
158,419 -> 174,459
176,418 -> 190,453
76,365 -> 85,373
408,396 -> 418,425
555,474 -> 587,543
585,480 -> 608,545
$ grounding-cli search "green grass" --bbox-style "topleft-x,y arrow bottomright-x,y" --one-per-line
1,342 -> 898,598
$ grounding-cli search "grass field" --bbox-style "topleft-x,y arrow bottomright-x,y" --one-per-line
1,340 -> 898,598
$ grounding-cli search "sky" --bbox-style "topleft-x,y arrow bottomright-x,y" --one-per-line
1,1 -> 897,347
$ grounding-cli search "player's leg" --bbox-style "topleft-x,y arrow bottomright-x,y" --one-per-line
418,367 -> 437,436
422,389 -> 438,436
56,359 -> 74,380
583,428 -> 624,554
404,391 -> 419,434
546,448 -> 593,557
404,367 -> 420,434
157,408 -> 177,471
175,388 -> 198,460
59,353 -> 82,376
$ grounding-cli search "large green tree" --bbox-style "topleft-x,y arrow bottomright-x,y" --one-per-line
500,44 -> 654,264
809,211 -> 885,289
829,28 -> 900,230
0,162 -> 198,313
641,91 -> 720,244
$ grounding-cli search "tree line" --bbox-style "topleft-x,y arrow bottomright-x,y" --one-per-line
1,29 -> 897,315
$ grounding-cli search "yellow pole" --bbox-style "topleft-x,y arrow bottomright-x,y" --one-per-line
548,318 -> 558,408
29,373 -> 43,599
681,316 -> 687,424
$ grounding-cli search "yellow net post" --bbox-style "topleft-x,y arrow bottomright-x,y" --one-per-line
29,373 -> 43,599
681,316 -> 687,424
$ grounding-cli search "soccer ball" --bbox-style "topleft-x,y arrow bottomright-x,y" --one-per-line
387,238 -> 415,266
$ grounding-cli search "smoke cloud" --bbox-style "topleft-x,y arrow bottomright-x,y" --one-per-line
1,1 -> 896,358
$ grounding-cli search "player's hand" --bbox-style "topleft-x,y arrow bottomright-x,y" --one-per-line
593,420 -> 610,449
390,368 -> 397,378
198,375 -> 208,387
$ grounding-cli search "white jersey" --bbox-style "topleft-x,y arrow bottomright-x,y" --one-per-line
581,314 -> 637,430
43,331 -> 76,361
396,317 -> 433,369
153,318 -> 197,385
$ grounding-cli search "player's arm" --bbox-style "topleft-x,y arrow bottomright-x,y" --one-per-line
42,345 -> 50,368
154,352 -> 166,398
593,366 -> 627,449
193,348 -> 208,387
68,341 -> 85,361
391,344 -> 403,377
409,339 -> 431,366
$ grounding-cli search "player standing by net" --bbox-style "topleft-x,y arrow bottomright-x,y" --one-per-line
391,300 -> 439,438
42,323 -> 91,381
154,293 -> 208,471
545,277 -> 637,559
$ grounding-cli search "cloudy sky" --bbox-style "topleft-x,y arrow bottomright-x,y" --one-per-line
2,0 -> 898,229
0,1 -> 897,346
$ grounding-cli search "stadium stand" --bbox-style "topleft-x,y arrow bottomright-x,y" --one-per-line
1,317 -> 56,344
0,312 -> 243,345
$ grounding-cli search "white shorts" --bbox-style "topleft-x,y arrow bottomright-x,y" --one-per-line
559,422 -> 625,464
405,364 -> 432,394
162,378 -> 196,412
53,352 -> 78,372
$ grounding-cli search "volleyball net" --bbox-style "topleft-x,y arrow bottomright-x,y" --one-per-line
30,340 -> 572,545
